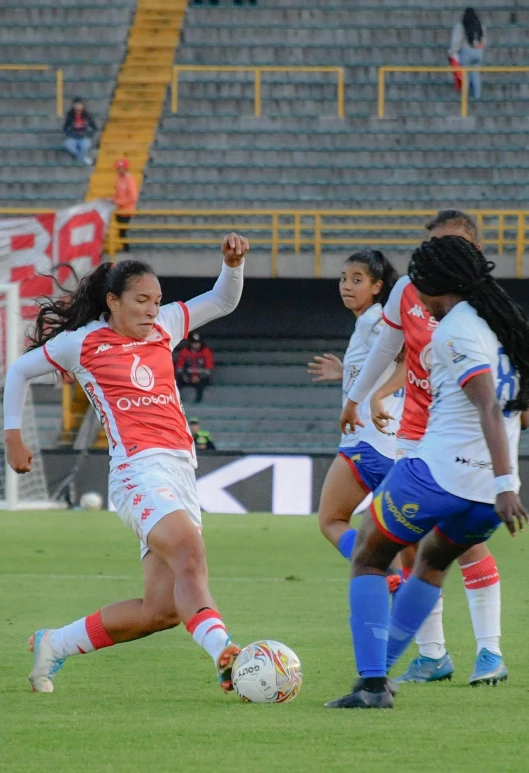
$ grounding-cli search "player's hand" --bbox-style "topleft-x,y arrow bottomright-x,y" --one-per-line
340,399 -> 365,434
370,395 -> 395,435
495,491 -> 528,536
5,434 -> 33,474
307,353 -> 343,382
222,232 -> 250,267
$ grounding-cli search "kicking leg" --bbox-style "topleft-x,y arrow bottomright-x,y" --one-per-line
28,552 -> 180,692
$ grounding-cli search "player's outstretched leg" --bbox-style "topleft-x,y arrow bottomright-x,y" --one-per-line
458,544 -> 508,685
27,552 -> 180,692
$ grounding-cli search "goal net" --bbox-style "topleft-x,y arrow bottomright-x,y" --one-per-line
0,283 -> 51,509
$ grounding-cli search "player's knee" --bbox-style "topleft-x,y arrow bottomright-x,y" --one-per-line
172,534 -> 207,579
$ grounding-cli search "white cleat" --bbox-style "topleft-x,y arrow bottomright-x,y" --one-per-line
28,629 -> 65,693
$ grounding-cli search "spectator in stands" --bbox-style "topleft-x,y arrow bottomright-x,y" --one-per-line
189,417 -> 216,451
175,331 -> 214,403
112,159 -> 139,253
63,98 -> 97,166
449,8 -> 486,99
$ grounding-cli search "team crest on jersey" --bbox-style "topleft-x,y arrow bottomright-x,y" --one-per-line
446,340 -> 467,364
419,342 -> 433,372
130,354 -> 155,391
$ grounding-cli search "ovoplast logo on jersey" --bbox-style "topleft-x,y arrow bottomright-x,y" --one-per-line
407,370 -> 430,391
130,353 -> 155,391
116,393 -> 176,411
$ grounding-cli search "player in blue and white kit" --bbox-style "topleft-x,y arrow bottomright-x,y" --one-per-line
326,235 -> 528,710
308,250 -> 404,568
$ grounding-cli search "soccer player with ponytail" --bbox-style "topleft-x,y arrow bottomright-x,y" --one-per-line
326,236 -> 527,710
4,233 -> 249,694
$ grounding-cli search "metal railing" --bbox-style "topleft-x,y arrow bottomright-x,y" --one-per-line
378,66 -> 529,119
105,208 -> 529,278
171,65 -> 345,118
0,65 -> 63,117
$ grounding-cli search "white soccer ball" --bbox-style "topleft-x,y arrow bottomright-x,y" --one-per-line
232,640 -> 302,704
79,491 -> 104,511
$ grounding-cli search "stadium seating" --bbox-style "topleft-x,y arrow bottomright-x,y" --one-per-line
0,0 -> 136,208
141,1 -> 529,223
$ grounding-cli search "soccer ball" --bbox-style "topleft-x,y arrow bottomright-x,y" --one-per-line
79,491 -> 104,511
232,640 -> 302,704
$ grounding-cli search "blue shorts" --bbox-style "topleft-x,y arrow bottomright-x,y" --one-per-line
338,442 -> 394,494
370,457 -> 501,546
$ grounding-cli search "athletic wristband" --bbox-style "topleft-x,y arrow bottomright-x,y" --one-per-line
494,475 -> 515,495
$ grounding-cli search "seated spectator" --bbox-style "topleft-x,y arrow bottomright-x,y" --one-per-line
63,98 -> 97,166
174,331 -> 214,404
112,159 -> 139,253
189,417 -> 216,451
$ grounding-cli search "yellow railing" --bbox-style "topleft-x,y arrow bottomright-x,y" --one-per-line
0,65 -> 63,117
378,66 -> 529,119
105,208 -> 529,278
171,65 -> 345,118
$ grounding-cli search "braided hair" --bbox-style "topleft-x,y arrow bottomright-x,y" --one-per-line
408,236 -> 529,411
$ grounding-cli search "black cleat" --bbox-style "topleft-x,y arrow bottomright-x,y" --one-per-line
325,678 -> 394,709
353,675 -> 399,696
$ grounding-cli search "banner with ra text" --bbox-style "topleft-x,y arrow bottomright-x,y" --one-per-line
0,200 -> 114,360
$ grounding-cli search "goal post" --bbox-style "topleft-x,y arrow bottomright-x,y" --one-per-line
0,282 -> 51,509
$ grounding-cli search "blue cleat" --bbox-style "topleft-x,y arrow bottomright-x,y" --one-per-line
395,653 -> 454,683
468,648 -> 508,686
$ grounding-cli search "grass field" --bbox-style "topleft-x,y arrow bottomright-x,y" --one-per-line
1,510 -> 528,773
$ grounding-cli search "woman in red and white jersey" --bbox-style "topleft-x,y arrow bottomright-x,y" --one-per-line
340,211 -> 510,687
4,233 -> 249,694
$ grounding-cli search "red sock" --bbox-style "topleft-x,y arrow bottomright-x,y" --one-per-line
85,610 -> 115,650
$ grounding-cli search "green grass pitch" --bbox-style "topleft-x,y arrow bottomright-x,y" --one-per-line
1,510 -> 528,773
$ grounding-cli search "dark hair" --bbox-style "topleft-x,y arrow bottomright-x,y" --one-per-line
425,209 -> 479,243
344,249 -> 399,306
462,7 -> 483,45
27,260 -> 155,351
408,236 -> 529,411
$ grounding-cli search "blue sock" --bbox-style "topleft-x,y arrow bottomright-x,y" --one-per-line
349,575 -> 390,678
386,576 -> 441,669
337,528 -> 357,560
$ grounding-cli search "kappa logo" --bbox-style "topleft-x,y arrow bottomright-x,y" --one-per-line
96,343 -> 112,354
130,354 -> 154,391
407,304 -> 425,319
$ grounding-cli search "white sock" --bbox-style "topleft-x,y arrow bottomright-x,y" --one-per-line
186,609 -> 228,663
50,618 -> 95,657
461,557 -> 501,656
415,596 -> 447,659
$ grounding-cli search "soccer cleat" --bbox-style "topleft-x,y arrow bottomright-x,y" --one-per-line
28,629 -> 65,693
325,679 -> 394,709
353,675 -> 399,696
395,653 -> 454,683
468,648 -> 508,686
216,640 -> 242,693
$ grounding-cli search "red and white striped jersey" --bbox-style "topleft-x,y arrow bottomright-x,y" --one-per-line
382,276 -> 439,441
44,302 -> 196,466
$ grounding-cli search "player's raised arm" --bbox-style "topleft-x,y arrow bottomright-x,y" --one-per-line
185,232 -> 248,330
4,347 -> 59,473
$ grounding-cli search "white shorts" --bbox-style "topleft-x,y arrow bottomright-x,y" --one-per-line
109,453 -> 202,559
395,438 -> 420,460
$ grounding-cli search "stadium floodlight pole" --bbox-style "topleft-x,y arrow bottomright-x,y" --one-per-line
1,283 -> 20,510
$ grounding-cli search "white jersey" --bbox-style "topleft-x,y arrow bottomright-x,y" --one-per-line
340,303 -> 404,458
417,301 -> 521,503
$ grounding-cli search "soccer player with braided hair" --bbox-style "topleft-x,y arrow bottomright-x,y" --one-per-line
326,235 -> 527,710
341,210 -> 511,687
